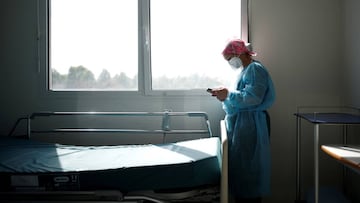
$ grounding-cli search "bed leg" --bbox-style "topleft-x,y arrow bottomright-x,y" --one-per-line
220,120 -> 228,203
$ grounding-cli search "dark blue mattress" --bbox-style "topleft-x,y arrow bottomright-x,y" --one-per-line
0,136 -> 221,192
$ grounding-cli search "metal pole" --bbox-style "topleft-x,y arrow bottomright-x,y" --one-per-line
314,124 -> 319,203
27,116 -> 31,139
296,116 -> 301,201
342,125 -> 348,194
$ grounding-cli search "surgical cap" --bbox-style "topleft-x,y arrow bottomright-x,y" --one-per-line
222,39 -> 257,56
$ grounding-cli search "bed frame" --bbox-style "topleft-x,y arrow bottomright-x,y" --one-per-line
1,111 -> 229,203
10,111 -> 213,140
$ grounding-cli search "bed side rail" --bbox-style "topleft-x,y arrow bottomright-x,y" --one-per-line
19,111 -> 213,139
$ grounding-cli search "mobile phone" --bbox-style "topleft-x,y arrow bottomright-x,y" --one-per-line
206,88 -> 213,93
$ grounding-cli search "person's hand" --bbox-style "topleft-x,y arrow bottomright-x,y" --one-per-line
210,87 -> 229,102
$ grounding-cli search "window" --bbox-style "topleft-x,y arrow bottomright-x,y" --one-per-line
150,0 -> 242,91
49,0 -> 138,91
47,0 -> 247,93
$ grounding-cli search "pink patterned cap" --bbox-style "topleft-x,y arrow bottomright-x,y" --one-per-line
222,39 -> 257,56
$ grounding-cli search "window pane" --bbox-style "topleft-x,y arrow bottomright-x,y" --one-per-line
150,0 -> 241,90
50,0 -> 138,91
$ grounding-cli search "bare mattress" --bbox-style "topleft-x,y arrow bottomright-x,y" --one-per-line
0,136 -> 221,192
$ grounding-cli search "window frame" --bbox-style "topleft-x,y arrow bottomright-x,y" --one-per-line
38,0 -> 249,97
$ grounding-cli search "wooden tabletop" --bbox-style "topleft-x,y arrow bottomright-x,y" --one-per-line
321,145 -> 360,173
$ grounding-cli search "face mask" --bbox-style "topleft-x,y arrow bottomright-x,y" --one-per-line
228,57 -> 243,69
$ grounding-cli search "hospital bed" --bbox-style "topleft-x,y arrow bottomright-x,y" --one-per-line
0,111 -> 229,203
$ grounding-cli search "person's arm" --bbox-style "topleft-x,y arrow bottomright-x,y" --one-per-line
222,64 -> 268,114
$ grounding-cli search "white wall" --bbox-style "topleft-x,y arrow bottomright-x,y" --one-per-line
344,0 -> 360,107
1,0 -> 358,202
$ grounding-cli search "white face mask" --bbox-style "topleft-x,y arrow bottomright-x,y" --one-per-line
228,57 -> 243,69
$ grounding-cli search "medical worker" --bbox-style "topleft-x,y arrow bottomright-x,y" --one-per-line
209,39 -> 275,203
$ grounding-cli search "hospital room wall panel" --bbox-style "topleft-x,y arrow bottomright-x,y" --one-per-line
343,0 -> 360,108
2,0 -> 360,202
250,0 -> 343,97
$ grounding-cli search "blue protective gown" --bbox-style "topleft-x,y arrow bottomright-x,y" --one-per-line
222,60 -> 275,198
